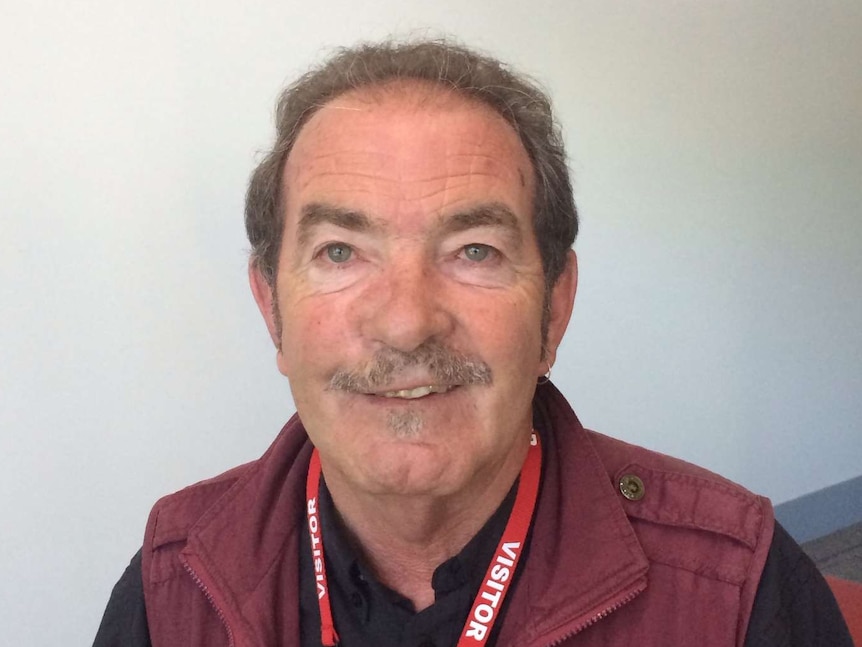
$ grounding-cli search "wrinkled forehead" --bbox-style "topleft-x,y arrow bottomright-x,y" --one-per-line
285,80 -> 535,195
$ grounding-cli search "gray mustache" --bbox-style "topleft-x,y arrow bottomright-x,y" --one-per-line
329,341 -> 492,393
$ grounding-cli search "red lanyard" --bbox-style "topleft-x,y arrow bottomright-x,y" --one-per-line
305,432 -> 542,647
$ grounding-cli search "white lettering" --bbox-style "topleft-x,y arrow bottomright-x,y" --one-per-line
486,578 -> 504,593
480,588 -> 502,608
474,604 -> 494,623
490,565 -> 509,583
465,619 -> 487,641
463,540 -> 523,642
501,541 -> 520,560
306,494 -> 329,601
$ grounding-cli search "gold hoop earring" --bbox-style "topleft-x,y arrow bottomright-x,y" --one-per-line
537,361 -> 552,385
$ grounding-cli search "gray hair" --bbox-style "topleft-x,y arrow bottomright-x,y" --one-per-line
245,38 -> 578,319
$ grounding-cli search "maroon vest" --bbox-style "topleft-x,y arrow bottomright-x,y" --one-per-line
142,383 -> 774,646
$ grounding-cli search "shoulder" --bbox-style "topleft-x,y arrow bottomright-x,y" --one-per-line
537,383 -> 774,556
145,461 -> 256,551
585,428 -> 774,592
534,383 -> 776,642
536,382 -> 774,558
586,428 -> 772,548
140,460 -> 262,592
145,414 -> 309,553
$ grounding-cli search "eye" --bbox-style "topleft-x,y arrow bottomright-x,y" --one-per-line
463,243 -> 492,262
324,243 -> 353,263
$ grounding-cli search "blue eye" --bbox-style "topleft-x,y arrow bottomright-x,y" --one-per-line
325,244 -> 352,263
463,244 -> 491,262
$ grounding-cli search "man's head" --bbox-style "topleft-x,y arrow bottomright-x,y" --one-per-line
247,39 -> 578,501
245,39 -> 578,346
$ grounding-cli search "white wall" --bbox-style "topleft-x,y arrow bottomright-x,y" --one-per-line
1,1 -> 860,644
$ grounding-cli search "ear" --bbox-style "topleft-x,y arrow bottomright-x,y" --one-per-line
540,249 -> 578,371
248,260 -> 281,348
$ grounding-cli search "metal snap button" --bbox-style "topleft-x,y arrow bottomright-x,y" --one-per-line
619,474 -> 645,501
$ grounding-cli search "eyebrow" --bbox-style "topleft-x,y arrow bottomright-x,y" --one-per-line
296,201 -> 524,246
297,203 -> 380,247
440,203 -> 524,245
444,203 -> 520,231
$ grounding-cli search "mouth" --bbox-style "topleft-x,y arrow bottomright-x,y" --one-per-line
371,384 -> 457,400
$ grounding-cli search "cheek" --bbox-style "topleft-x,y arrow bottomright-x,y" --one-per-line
278,302 -> 321,364
500,292 -> 544,339
279,298 -> 361,373
281,292 -> 336,337
469,304 -> 543,366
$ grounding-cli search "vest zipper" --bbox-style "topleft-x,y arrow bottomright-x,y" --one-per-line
183,559 -> 236,647
541,580 -> 646,647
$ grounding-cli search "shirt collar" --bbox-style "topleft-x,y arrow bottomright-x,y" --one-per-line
319,475 -> 518,614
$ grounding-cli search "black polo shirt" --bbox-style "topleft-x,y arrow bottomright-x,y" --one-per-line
298,479 -> 517,647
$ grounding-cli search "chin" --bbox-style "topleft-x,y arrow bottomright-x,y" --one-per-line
354,444 -> 464,496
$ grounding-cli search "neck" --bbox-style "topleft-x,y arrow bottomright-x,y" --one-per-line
323,462 -> 523,611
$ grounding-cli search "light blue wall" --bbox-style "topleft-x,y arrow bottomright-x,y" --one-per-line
775,475 -> 862,544
1,2 -> 860,644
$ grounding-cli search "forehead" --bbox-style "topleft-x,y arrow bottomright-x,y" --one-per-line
281,82 -> 534,222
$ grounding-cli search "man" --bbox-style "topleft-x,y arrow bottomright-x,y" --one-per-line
95,39 -> 851,646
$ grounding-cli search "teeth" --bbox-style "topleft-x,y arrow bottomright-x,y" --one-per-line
380,385 -> 453,399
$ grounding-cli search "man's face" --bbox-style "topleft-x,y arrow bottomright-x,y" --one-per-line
252,84 -> 576,499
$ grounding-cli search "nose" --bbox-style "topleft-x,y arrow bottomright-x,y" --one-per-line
358,256 -> 455,353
